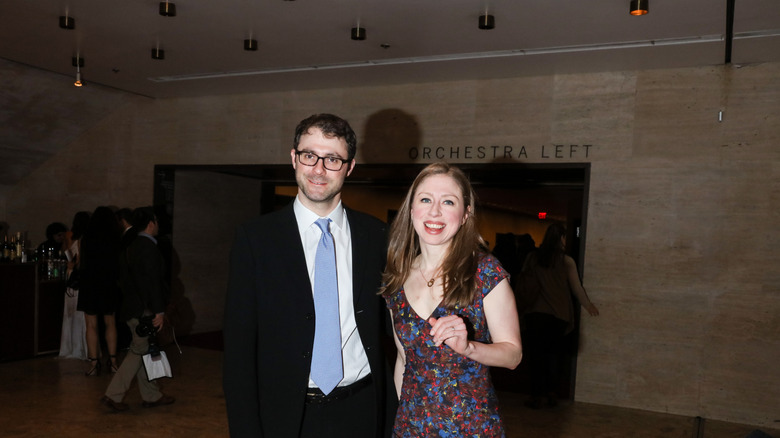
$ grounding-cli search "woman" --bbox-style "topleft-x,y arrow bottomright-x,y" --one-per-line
58,211 -> 90,360
519,222 -> 599,409
77,206 -> 121,375
381,162 -> 522,437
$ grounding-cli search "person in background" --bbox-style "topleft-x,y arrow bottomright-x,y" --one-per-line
36,222 -> 67,258
101,206 -> 174,412
114,207 -> 137,350
519,222 -> 599,409
59,211 -> 90,360
116,208 -> 136,251
223,113 -> 396,437
380,162 -> 522,437
78,206 -> 121,376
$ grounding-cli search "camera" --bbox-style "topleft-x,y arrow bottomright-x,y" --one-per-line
136,315 -> 161,358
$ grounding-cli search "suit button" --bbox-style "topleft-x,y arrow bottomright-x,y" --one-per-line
305,313 -> 314,320
302,351 -> 311,359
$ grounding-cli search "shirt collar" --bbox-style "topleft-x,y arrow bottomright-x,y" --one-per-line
138,232 -> 158,245
293,196 -> 346,234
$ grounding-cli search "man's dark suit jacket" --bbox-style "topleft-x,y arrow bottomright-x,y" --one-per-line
223,203 -> 396,438
119,234 -> 169,322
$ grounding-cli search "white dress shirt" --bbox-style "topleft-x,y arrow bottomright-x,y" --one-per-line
293,197 -> 371,388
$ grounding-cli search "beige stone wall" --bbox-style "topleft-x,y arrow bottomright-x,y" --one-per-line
5,63 -> 780,428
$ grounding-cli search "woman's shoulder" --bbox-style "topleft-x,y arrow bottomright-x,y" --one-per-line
383,285 -> 404,308
477,252 -> 508,279
478,252 -> 503,268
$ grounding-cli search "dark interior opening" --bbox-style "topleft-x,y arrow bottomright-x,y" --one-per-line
154,161 -> 590,399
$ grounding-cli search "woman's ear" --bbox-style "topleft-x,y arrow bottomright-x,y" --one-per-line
462,206 -> 471,225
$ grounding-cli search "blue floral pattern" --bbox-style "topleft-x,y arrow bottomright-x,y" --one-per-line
386,254 -> 508,437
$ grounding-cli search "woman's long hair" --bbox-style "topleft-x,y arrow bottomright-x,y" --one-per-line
380,162 -> 486,309
80,206 -> 120,272
70,211 -> 91,241
536,222 -> 566,269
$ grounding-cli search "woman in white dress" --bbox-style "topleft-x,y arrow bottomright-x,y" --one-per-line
59,211 -> 90,360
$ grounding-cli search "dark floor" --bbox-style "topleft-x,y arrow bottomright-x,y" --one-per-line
0,344 -> 777,438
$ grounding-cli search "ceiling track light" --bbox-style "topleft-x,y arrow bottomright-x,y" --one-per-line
152,47 -> 165,60
244,39 -> 258,51
351,26 -> 366,41
630,0 -> 649,16
478,14 -> 495,30
59,15 -> 75,29
159,1 -> 176,17
72,56 -> 84,87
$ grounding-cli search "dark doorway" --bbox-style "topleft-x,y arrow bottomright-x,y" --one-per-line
154,161 -> 590,399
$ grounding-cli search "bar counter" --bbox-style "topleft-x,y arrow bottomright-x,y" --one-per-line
0,262 -> 64,361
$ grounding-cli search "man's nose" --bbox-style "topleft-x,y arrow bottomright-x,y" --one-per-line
313,157 -> 327,173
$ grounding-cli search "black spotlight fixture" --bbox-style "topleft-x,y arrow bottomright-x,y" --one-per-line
630,0 -> 648,15
159,1 -> 176,17
59,15 -> 75,29
151,47 -> 165,60
244,39 -> 258,51
478,14 -> 495,30
351,26 -> 366,41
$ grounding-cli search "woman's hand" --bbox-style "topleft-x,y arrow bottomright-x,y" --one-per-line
428,315 -> 471,356
584,302 -> 600,316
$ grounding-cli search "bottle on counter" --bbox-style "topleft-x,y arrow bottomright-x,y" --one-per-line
1,235 -> 9,262
8,234 -> 17,262
14,231 -> 24,261
1,236 -> 6,261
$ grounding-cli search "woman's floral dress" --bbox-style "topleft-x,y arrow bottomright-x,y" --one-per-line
386,254 -> 508,438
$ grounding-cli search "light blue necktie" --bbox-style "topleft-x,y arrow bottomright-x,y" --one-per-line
310,218 -> 343,395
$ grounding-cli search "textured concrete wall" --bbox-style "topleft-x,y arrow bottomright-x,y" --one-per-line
5,63 -> 780,428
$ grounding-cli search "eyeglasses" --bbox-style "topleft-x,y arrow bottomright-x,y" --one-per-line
294,150 -> 350,171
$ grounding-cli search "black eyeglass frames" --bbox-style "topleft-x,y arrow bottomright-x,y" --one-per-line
294,150 -> 350,171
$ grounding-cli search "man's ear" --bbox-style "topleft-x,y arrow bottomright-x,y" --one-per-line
290,148 -> 298,169
345,159 -> 356,177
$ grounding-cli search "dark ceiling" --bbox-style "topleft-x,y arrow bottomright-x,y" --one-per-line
1,0 -> 779,186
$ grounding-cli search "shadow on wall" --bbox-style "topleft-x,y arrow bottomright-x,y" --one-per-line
155,215 -> 196,342
361,109 -> 422,163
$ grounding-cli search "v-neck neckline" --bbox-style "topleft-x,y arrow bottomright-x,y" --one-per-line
400,286 -> 443,322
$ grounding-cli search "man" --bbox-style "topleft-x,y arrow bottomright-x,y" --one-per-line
116,207 -> 137,251
223,114 -> 396,437
100,206 -> 174,411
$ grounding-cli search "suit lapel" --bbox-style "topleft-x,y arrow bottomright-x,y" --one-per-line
346,208 -> 366,305
276,204 -> 313,303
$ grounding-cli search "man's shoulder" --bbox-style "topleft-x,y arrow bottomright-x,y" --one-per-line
243,205 -> 292,228
126,235 -> 159,254
233,205 -> 295,244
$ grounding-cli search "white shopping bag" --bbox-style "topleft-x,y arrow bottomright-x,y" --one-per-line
142,351 -> 173,381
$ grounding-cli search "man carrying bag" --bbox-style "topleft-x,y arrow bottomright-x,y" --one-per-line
101,206 -> 175,412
